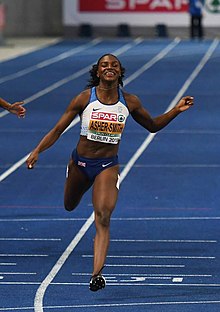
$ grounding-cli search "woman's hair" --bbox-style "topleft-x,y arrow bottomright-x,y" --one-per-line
86,54 -> 125,88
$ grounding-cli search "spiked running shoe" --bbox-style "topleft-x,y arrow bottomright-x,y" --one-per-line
89,274 -> 106,292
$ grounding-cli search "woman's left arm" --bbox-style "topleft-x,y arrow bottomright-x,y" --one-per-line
127,94 -> 193,133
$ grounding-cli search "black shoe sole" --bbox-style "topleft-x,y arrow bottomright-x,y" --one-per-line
89,275 -> 106,292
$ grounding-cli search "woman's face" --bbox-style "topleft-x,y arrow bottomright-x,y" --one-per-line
97,55 -> 121,83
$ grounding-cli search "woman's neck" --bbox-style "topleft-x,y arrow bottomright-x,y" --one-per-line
97,84 -> 118,91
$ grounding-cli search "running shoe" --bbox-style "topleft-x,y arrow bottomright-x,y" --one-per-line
89,274 -> 106,291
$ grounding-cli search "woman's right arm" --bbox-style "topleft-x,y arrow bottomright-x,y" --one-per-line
26,91 -> 89,169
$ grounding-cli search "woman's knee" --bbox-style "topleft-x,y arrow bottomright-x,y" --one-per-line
95,209 -> 112,228
64,197 -> 79,212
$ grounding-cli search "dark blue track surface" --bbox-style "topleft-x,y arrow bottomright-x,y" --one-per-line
0,37 -> 220,311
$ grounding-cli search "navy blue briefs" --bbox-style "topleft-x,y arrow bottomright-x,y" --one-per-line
71,149 -> 119,181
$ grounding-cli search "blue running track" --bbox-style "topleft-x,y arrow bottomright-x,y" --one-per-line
0,37 -> 220,311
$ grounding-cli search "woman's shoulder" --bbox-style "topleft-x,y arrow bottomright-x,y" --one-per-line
72,88 -> 91,104
68,88 -> 92,112
121,90 -> 142,113
122,90 -> 141,106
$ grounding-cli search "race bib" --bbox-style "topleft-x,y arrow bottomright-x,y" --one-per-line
87,111 -> 125,144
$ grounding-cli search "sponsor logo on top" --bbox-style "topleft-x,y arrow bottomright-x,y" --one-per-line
91,111 -> 117,122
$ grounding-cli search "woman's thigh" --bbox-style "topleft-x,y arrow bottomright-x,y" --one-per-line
64,159 -> 93,210
92,165 -> 120,214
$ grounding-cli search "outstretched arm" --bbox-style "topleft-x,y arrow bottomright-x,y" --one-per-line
26,91 -> 89,169
127,94 -> 194,133
0,98 -> 26,118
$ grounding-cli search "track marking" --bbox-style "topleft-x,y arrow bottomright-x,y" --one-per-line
72,273 -> 212,277
120,38 -> 219,183
0,38 -> 102,85
73,273 -> 171,280
0,238 -> 61,241
0,217 -> 218,223
0,38 -> 178,184
83,254 -> 215,259
131,164 -> 220,168
105,264 -> 185,268
0,272 -> 36,275
172,277 -> 183,282
0,38 -> 142,118
0,38 -> 219,312
1,300 -> 220,311
123,37 -> 180,86
33,39 -> 181,311
112,217 -> 220,221
0,117 -> 80,183
34,214 -> 94,310
1,37 -> 217,311
0,218 -> 87,221
0,38 -> 62,63
111,238 -> 217,242
0,254 -> 48,257
4,281 -> 220,288
0,38 -> 146,185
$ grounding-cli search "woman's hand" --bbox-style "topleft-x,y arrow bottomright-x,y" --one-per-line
26,150 -> 39,169
9,101 -> 26,118
175,96 -> 194,112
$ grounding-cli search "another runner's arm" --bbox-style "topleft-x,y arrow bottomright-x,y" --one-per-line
0,98 -> 12,110
0,98 -> 26,117
26,91 -> 89,168
126,93 -> 193,133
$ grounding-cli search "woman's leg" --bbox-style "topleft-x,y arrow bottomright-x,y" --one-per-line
64,159 -> 93,211
92,165 -> 119,276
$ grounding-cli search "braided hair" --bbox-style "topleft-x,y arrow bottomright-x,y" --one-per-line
86,54 -> 125,89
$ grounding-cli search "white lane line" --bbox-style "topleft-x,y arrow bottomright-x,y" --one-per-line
1,277 -> 215,285
34,39 -> 180,312
0,38 -> 62,63
111,238 -> 217,243
98,283 -> 220,287
123,37 -> 180,86
105,264 -> 185,268
82,254 -> 215,259
0,36 -> 178,196
0,238 -> 61,241
0,39 -> 102,85
34,214 -> 94,310
78,274 -> 172,280
0,117 -> 79,183
120,38 -> 219,183
0,218 -> 86,221
72,273 -> 212,277
112,217 -> 220,221
0,37 -> 218,311
1,300 -> 220,311
0,217 -> 219,223
0,254 -> 48,257
0,38 -> 144,183
2,163 -> 220,169
4,281 -> 220,288
131,164 -> 220,168
0,154 -> 32,182
0,306 -> 33,311
36,282 -> 220,287
0,263 -> 16,266
0,37 -> 142,118
0,272 -> 36,275
0,282 -> 40,285
36,282 -> 220,288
